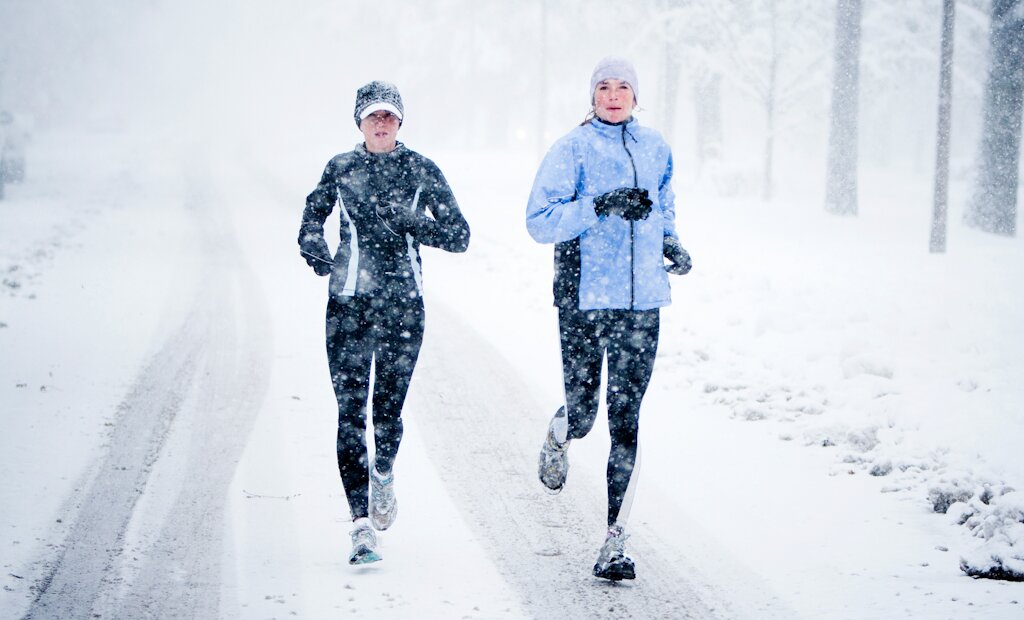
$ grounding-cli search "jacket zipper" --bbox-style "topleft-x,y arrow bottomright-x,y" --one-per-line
621,124 -> 638,310
630,221 -> 636,309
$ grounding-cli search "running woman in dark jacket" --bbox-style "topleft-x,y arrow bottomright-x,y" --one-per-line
298,81 -> 470,565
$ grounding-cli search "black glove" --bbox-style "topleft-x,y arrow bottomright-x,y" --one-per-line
300,235 -> 334,276
377,202 -> 420,237
594,187 -> 652,221
622,188 -> 653,221
594,188 -> 631,218
663,236 -> 692,275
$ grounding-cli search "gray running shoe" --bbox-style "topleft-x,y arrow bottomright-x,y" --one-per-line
593,524 -> 635,581
370,464 -> 397,531
538,407 -> 569,493
349,517 -> 381,565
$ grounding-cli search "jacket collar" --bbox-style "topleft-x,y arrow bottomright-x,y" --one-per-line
355,141 -> 406,157
588,117 -> 638,138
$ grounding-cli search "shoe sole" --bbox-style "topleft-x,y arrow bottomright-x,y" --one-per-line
370,506 -> 397,531
349,547 -> 382,565
539,432 -> 568,494
593,563 -> 636,581
541,483 -> 564,495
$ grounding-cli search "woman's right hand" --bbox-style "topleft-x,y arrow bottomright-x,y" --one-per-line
300,236 -> 334,276
621,189 -> 653,221
594,188 -> 652,221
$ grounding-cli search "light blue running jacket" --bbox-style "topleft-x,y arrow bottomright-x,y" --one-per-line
526,117 -> 678,311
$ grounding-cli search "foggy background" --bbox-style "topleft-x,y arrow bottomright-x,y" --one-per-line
0,0 -> 1000,212
4,2 -> 1024,616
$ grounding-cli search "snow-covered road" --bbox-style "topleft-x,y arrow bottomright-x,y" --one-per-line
217,150 -> 762,618
3,132 -> 1023,619
4,0 -> 1024,615
15,157 -> 272,619
409,301 -> 775,619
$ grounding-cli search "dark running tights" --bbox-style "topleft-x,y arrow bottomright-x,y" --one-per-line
558,306 -> 659,527
326,295 -> 424,520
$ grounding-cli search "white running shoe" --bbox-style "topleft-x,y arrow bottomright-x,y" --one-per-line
593,524 -> 635,581
538,407 -> 570,493
370,464 -> 397,531
348,517 -> 381,565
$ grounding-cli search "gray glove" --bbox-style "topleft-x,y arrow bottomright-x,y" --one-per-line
300,235 -> 334,276
377,203 -> 421,237
663,236 -> 691,275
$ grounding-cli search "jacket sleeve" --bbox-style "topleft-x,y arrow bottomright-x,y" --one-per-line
415,163 -> 470,253
659,148 -> 679,240
525,137 -> 600,244
298,159 -> 337,246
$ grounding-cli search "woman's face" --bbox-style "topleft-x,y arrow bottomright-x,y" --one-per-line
360,110 -> 401,153
593,79 -> 635,124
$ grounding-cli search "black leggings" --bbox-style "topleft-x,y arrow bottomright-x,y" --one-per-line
558,307 -> 659,527
326,295 -> 424,520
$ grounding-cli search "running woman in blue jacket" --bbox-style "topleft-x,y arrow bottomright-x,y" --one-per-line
526,57 -> 691,581
299,81 -> 470,565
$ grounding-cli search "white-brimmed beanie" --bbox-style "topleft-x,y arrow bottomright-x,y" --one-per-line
354,81 -> 404,127
590,56 -> 639,104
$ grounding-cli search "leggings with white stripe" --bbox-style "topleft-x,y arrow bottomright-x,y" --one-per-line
558,306 -> 660,527
326,294 -> 424,520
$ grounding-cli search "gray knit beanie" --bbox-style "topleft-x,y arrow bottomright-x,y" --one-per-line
589,56 -> 639,104
353,81 -> 404,127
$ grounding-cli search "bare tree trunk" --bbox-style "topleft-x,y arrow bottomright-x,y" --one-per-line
537,0 -> 548,158
695,69 -> 723,176
662,38 -> 681,146
966,0 -> 1024,236
825,0 -> 863,215
763,0 -> 778,201
930,0 -> 956,253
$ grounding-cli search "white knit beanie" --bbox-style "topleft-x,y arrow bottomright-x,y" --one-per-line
590,56 -> 639,104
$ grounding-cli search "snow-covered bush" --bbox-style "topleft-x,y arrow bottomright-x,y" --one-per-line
954,489 -> 1024,581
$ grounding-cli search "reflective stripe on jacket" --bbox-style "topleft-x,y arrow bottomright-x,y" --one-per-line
300,142 -> 469,301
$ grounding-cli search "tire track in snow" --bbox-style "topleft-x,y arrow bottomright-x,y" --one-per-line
23,193 -> 271,619
409,302 -> 737,619
23,301 -> 206,619
107,225 -> 272,619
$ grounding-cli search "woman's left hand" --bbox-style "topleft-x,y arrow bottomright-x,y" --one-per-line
663,236 -> 692,275
377,202 -> 419,237
621,189 -> 653,221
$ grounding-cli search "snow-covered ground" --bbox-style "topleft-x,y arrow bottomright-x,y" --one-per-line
1,118 -> 1022,618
